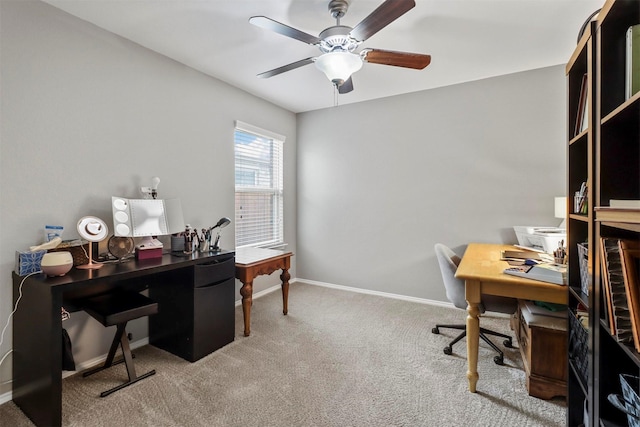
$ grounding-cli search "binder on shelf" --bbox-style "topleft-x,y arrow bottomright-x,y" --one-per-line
601,238 -> 634,344
600,238 -> 616,332
619,240 -> 640,353
626,24 -> 640,100
504,263 -> 567,285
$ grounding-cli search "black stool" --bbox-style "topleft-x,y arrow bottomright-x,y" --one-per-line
81,290 -> 158,397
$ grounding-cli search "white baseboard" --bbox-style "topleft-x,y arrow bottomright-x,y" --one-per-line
0,388 -> 10,405
234,281 -> 285,306
293,278 -> 511,318
295,277 -> 455,308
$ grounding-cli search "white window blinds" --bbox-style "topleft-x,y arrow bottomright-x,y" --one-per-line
234,121 -> 285,248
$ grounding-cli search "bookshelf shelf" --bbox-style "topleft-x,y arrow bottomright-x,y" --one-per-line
569,130 -> 589,146
601,91 -> 640,125
570,213 -> 590,222
566,1 -> 640,426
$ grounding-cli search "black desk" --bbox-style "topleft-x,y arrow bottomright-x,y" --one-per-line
12,250 -> 234,427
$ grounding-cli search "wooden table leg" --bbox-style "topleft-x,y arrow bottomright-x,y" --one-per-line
466,279 -> 481,393
240,279 -> 253,337
280,268 -> 290,315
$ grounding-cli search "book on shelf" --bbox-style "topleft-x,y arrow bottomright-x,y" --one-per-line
619,240 -> 640,353
611,199 -> 640,209
575,73 -> 588,136
595,206 -> 640,223
504,263 -> 567,285
626,24 -> 640,100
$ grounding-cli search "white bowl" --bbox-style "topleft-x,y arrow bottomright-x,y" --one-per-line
41,251 -> 73,276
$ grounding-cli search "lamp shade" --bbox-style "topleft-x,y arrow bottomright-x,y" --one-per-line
315,52 -> 363,86
555,196 -> 567,219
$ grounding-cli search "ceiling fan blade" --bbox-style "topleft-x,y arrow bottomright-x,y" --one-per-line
349,0 -> 415,42
257,57 -> 316,79
338,76 -> 354,94
249,16 -> 321,45
362,49 -> 431,69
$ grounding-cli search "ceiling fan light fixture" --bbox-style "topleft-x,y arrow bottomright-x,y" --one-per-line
315,52 -> 362,86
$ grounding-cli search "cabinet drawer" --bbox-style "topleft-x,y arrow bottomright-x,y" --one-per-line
194,255 -> 235,287
192,278 -> 235,360
518,310 -> 531,363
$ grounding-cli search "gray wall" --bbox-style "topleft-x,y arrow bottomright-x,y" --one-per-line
0,0 -> 297,395
296,65 -> 566,301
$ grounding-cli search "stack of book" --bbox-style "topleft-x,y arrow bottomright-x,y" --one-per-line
595,199 -> 640,224
504,263 -> 567,285
501,249 -> 566,285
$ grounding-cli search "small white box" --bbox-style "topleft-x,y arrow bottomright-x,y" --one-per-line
513,226 -> 566,254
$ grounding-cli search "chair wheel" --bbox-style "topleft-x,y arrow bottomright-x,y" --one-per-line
493,355 -> 504,365
432,327 -> 440,334
443,346 -> 452,355
503,339 -> 513,348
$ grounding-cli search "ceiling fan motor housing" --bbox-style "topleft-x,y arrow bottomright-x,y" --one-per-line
318,26 -> 358,53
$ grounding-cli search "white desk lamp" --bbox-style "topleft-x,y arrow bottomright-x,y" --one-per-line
555,196 -> 567,229
76,216 -> 108,269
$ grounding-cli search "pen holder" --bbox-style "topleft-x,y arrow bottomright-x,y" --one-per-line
171,235 -> 183,253
574,193 -> 588,214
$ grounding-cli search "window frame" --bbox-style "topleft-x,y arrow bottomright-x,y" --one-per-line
234,121 -> 285,249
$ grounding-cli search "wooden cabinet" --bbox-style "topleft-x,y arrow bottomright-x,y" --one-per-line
512,300 -> 568,400
566,1 -> 640,425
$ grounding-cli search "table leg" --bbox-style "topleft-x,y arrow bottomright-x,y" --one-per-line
240,279 -> 253,337
465,279 -> 481,393
280,268 -> 290,315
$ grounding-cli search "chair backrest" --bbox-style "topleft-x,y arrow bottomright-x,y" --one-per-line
434,243 -> 469,311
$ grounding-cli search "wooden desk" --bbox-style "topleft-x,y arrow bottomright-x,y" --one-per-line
455,243 -> 567,393
235,247 -> 293,337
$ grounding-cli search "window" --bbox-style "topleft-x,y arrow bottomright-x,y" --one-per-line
234,121 -> 285,248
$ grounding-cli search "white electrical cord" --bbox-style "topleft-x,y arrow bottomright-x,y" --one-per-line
0,271 -> 41,371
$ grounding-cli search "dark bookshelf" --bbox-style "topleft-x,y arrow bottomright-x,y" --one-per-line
566,1 -> 640,426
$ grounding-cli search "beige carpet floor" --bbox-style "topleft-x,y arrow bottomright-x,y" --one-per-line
0,282 -> 566,426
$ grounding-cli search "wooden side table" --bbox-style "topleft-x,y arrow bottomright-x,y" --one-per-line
235,247 -> 293,336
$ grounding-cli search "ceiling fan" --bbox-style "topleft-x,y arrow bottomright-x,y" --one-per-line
249,0 -> 431,94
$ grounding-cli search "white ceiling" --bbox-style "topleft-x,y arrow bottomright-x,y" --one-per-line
41,0 -> 602,113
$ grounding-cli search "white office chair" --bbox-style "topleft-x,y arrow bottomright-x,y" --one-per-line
432,243 -> 517,365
